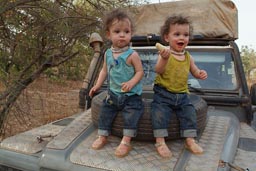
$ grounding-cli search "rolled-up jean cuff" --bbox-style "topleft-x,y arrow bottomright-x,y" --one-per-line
153,129 -> 168,137
180,129 -> 197,137
98,129 -> 110,136
123,129 -> 137,137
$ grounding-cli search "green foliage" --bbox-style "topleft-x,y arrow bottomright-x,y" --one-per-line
241,46 -> 256,76
0,0 -> 148,85
0,0 -> 150,134
44,54 -> 91,81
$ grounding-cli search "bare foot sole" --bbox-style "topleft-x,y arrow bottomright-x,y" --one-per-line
155,142 -> 172,158
115,141 -> 132,158
91,136 -> 107,150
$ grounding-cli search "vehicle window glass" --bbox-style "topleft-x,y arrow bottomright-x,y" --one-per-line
139,50 -> 158,86
137,49 -> 237,90
189,51 -> 237,90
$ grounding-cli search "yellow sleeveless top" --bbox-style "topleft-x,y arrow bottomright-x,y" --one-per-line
155,51 -> 190,93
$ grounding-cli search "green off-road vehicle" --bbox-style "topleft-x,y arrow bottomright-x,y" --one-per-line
1,0 -> 256,171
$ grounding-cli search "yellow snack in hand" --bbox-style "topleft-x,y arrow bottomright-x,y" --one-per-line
155,43 -> 166,51
121,88 -> 127,92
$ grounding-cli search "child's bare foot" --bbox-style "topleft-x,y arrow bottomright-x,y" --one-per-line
115,141 -> 132,158
155,141 -> 172,158
91,136 -> 107,150
185,138 -> 203,154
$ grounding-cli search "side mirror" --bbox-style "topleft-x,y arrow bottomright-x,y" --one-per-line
89,32 -> 103,49
79,33 -> 104,111
250,83 -> 256,105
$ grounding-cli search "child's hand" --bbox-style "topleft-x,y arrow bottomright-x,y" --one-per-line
89,86 -> 98,98
121,82 -> 133,92
198,70 -> 207,80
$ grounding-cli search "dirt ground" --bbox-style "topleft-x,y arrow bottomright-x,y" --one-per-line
1,77 -> 83,140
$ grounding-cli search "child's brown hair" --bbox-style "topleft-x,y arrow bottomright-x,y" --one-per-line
103,9 -> 134,33
160,15 -> 193,43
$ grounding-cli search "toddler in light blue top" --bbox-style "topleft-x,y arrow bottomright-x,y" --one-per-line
89,9 -> 144,158
106,48 -> 142,96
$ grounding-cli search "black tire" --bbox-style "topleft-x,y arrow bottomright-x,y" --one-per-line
91,91 -> 207,141
0,165 -> 22,171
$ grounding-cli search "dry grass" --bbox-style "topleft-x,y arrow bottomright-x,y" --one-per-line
1,77 -> 83,139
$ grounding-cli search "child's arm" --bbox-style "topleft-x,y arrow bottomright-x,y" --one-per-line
155,43 -> 170,74
89,55 -> 107,97
121,51 -> 144,92
190,56 -> 207,80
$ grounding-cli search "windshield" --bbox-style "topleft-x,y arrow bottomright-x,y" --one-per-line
138,49 -> 237,90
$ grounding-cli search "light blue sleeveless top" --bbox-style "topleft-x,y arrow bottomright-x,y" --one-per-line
106,48 -> 142,96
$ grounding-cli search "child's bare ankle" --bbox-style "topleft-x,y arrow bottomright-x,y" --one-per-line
186,137 -> 195,144
122,136 -> 131,143
99,135 -> 107,140
156,137 -> 165,143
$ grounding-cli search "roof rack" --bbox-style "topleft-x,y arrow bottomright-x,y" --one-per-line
131,34 -> 232,47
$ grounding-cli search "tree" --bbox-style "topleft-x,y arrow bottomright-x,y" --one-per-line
0,0 -> 146,137
240,45 -> 256,87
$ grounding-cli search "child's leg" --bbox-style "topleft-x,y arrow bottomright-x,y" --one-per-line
92,99 -> 118,150
115,95 -> 143,157
151,86 -> 173,158
176,94 -> 203,154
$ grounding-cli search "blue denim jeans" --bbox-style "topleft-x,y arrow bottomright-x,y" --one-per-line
98,91 -> 144,137
151,85 -> 197,138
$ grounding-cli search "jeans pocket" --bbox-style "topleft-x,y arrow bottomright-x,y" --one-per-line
105,94 -> 114,105
108,91 -> 127,106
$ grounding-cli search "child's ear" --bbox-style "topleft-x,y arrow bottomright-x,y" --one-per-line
106,31 -> 110,39
164,35 -> 169,43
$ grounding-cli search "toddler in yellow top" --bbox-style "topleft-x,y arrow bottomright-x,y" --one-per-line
151,15 -> 207,158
